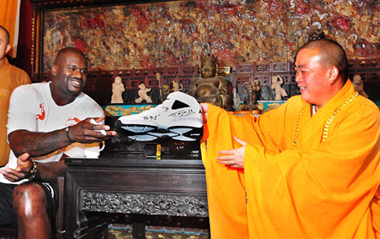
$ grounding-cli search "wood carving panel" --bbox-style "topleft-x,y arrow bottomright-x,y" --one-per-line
39,1 -> 379,72
81,191 -> 208,217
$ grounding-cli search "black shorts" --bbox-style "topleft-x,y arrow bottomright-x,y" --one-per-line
0,180 -> 58,226
33,180 -> 59,226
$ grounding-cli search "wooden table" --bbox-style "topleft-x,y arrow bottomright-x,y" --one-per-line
64,152 -> 208,239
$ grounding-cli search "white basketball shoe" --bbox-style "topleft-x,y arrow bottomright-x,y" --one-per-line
116,91 -> 203,141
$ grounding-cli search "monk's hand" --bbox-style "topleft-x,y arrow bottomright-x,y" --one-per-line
200,103 -> 208,124
0,153 -> 32,182
217,137 -> 247,168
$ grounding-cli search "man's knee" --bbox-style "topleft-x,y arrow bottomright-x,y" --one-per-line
13,183 -> 47,218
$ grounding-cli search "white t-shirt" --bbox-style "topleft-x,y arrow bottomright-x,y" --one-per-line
0,82 -> 104,184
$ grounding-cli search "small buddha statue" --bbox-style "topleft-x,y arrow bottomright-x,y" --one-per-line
171,81 -> 183,92
246,80 -> 260,110
111,76 -> 125,104
352,75 -> 368,98
189,54 -> 233,110
233,94 -> 241,112
271,76 -> 288,101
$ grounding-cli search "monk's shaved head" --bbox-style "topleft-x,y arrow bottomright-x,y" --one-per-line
0,25 -> 10,44
296,39 -> 348,82
54,47 -> 88,66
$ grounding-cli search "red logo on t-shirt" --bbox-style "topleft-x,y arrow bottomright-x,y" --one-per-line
66,117 -> 81,126
36,103 -> 45,121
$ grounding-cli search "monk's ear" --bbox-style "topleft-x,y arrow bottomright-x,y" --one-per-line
327,66 -> 339,85
51,65 -> 58,76
5,44 -> 11,55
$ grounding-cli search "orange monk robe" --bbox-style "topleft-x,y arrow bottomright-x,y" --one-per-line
0,58 -> 30,166
202,80 -> 380,239
371,187 -> 380,238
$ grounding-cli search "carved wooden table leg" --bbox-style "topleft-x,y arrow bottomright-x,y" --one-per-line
65,171 -> 89,239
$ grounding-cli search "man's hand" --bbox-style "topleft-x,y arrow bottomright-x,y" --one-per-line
0,153 -> 32,182
217,137 -> 247,168
67,116 -> 117,143
200,103 -> 208,124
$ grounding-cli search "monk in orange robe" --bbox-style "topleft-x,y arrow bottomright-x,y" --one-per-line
0,25 -> 30,167
201,39 -> 380,238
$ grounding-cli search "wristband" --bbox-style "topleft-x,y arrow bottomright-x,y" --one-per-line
66,127 -> 74,143
28,161 -> 38,181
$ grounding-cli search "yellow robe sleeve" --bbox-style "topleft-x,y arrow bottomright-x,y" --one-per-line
201,104 -> 256,239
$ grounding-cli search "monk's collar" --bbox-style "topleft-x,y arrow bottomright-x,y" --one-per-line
314,80 -> 355,114
0,58 -> 8,70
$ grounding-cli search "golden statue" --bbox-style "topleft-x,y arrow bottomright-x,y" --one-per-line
189,54 -> 233,110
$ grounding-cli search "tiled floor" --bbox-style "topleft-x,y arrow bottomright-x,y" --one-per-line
109,229 -> 210,239
109,224 -> 210,239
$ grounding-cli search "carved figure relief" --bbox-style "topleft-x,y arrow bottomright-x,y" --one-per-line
42,1 -> 380,72
309,22 -> 325,41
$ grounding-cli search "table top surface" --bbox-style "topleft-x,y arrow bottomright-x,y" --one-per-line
65,152 -> 204,169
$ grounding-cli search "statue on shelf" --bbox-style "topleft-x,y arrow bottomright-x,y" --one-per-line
157,73 -> 170,102
111,76 -> 125,104
246,80 -> 261,110
171,81 -> 183,92
135,82 -> 152,103
271,75 -> 288,101
189,54 -> 233,110
233,94 -> 241,112
352,75 -> 369,98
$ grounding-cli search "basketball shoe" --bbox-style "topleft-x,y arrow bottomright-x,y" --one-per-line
116,91 -> 203,141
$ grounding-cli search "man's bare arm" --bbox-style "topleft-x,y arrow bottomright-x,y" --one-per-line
0,153 -> 68,182
9,128 -> 71,158
8,117 -> 116,158
35,157 -> 68,182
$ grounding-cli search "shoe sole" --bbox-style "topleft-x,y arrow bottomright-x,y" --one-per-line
119,124 -> 203,142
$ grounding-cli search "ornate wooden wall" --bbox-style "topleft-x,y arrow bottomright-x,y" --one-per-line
30,0 -> 380,105
31,0 -> 380,72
